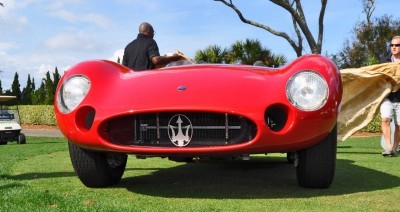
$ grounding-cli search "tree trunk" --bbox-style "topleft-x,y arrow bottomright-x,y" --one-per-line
214,0 -> 327,56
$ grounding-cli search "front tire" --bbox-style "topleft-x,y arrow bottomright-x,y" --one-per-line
68,141 -> 127,188
17,133 -> 26,144
296,124 -> 337,188
286,152 -> 295,164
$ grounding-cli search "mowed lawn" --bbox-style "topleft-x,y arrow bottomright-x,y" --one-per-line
0,136 -> 399,211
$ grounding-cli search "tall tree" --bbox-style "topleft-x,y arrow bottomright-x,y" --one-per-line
361,0 -> 375,56
53,67 -> 61,91
32,77 -> 36,91
3,89 -> 12,96
332,15 -> 400,69
214,0 -> 327,56
11,72 -> 21,102
0,80 -> 2,94
44,71 -> 54,104
362,0 -> 375,25
21,74 -> 33,104
32,81 -> 45,105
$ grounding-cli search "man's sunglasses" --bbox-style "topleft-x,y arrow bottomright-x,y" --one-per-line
390,44 -> 400,47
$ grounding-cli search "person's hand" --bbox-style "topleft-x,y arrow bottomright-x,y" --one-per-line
176,54 -> 186,61
165,51 -> 193,62
175,53 -> 190,61
171,53 -> 185,61
163,53 -> 181,61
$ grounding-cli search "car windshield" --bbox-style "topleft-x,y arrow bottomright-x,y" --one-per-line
165,60 -> 195,67
0,106 -> 20,123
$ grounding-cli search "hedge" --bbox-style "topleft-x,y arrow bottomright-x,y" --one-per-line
19,105 -> 57,126
16,105 -> 383,133
360,114 -> 382,133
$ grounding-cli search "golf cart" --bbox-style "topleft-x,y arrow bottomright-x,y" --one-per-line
0,95 -> 26,145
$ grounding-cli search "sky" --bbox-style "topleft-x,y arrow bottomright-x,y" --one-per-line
0,0 -> 399,90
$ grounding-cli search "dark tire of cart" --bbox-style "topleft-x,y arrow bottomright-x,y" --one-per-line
296,124 -> 337,189
286,152 -> 295,164
68,141 -> 127,188
17,133 -> 26,144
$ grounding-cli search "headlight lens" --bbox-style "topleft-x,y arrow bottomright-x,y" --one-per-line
57,75 -> 90,113
286,71 -> 328,111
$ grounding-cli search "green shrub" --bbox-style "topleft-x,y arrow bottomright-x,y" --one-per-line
360,114 -> 382,133
18,105 -> 57,126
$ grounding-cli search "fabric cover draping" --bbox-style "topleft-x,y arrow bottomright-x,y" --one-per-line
338,62 -> 400,141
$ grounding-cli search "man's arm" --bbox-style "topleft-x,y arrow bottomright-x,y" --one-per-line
151,54 -> 183,66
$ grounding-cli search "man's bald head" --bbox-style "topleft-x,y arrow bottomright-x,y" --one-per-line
139,22 -> 154,38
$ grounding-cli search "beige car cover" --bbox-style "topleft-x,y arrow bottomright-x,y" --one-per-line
338,62 -> 400,141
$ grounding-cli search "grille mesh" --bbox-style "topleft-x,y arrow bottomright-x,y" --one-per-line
0,130 -> 20,141
106,112 -> 257,147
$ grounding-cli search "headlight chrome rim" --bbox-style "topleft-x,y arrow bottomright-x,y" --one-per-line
286,70 -> 328,111
57,75 -> 91,114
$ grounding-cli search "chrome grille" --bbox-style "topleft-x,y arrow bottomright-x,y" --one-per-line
106,112 -> 257,147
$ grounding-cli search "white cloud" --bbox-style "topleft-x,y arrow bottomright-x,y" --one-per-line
35,64 -> 68,82
12,0 -> 36,9
1,0 -> 17,11
1,0 -> 37,12
51,10 -> 76,22
115,0 -> 158,10
0,50 -> 76,90
0,13 -> 30,34
45,0 -> 83,10
83,13 -> 113,29
0,1 -> 31,35
36,64 -> 68,75
37,64 -> 55,75
44,31 -> 103,52
0,42 -> 19,51
46,1 -> 64,10
50,10 -> 113,29
108,49 -> 124,63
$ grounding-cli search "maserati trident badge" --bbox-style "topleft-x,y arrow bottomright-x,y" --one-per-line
168,114 -> 193,147
177,85 -> 187,91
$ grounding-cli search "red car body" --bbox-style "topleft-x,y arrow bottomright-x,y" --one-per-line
55,54 -> 342,188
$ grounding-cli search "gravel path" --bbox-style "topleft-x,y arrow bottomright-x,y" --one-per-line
22,128 -> 64,138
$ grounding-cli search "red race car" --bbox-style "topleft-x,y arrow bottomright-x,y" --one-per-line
54,54 -> 342,188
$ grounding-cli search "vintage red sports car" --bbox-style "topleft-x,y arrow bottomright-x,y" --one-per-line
54,54 -> 342,188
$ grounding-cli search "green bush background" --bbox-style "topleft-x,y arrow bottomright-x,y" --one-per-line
19,105 -> 57,126
360,115 -> 381,133
17,105 -> 383,132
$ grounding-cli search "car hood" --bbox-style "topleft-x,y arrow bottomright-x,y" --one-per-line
82,63 -> 288,116
57,54 -> 341,118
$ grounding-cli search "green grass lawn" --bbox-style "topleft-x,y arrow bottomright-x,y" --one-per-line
1,136 -> 399,211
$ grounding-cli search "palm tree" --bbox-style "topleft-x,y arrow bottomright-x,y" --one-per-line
228,39 -> 286,67
194,39 -> 286,67
194,45 -> 227,63
265,54 -> 287,68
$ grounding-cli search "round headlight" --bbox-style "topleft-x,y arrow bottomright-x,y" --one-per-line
57,75 -> 90,113
286,71 -> 328,111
